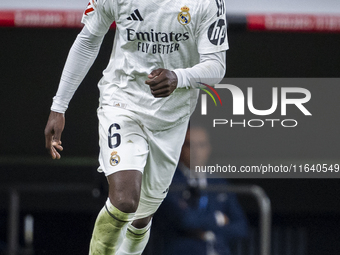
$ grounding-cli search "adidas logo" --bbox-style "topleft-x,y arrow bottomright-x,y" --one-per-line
127,9 -> 144,21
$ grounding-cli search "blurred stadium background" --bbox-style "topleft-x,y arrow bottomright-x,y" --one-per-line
0,0 -> 340,254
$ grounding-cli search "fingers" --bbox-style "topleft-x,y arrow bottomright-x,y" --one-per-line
146,69 -> 178,97
44,111 -> 65,159
47,141 -> 63,159
145,74 -> 165,86
52,140 -> 63,152
45,132 -> 63,159
50,145 -> 60,160
51,141 -> 63,159
147,77 -> 168,91
147,68 -> 164,79
149,81 -> 173,97
45,127 -> 62,159
145,68 -> 167,85
52,128 -> 62,142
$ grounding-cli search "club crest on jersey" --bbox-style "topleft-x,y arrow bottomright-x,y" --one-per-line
110,151 -> 120,166
178,6 -> 191,25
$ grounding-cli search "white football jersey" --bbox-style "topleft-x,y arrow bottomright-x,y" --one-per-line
82,0 -> 228,130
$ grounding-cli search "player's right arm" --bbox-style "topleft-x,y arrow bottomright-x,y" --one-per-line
45,0 -> 115,159
44,26 -> 104,159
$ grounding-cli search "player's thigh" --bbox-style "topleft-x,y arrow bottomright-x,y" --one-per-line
97,106 -> 149,176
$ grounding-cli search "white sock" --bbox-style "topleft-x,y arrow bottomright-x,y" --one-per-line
116,220 -> 152,255
89,198 -> 135,255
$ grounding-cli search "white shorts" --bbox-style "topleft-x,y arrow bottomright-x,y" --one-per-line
97,106 -> 188,219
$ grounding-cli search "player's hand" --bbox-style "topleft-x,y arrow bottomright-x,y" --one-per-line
145,68 -> 178,97
44,111 -> 65,159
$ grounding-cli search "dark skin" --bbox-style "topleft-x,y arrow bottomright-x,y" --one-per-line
44,111 -> 65,159
44,68 -> 177,228
145,68 -> 178,97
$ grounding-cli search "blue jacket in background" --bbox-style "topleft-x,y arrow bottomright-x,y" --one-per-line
154,166 -> 248,255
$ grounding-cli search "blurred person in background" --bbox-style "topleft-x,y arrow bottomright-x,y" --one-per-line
155,126 -> 248,255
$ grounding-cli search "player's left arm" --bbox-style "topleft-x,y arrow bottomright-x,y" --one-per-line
145,51 -> 226,97
173,51 -> 226,89
146,0 -> 227,97
173,0 -> 228,89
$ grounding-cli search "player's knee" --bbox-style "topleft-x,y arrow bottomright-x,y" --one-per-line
110,195 -> 139,213
107,170 -> 142,213
117,199 -> 139,213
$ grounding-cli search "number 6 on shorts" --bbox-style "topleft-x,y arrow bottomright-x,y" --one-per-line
108,123 -> 121,149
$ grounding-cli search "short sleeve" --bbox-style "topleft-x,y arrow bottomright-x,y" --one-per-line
196,0 -> 229,54
81,0 -> 115,36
